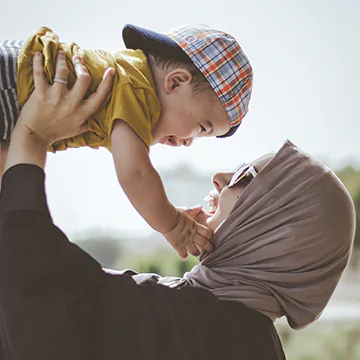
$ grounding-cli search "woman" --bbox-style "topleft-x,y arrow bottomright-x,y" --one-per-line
0,52 -> 354,360
0,51 -> 286,360
130,147 -> 355,330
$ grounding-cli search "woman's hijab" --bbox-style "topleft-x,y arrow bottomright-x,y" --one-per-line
180,140 -> 355,330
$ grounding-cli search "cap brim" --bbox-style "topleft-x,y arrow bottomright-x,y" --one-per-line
122,24 -> 190,63
217,123 -> 240,138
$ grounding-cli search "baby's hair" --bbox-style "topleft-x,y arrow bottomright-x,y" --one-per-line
147,51 -> 214,97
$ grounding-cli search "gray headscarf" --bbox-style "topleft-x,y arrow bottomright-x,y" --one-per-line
171,140 -> 355,330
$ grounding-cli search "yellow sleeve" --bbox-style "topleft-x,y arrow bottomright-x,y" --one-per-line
103,84 -> 156,151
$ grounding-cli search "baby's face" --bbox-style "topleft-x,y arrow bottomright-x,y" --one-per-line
150,69 -> 230,147
199,153 -> 275,232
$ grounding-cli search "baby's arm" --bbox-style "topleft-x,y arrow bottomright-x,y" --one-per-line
111,120 -> 178,234
110,120 -> 213,258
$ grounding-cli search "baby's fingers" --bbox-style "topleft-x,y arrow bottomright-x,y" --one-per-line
183,205 -> 203,218
185,242 -> 201,258
194,226 -> 214,254
196,223 -> 213,241
173,245 -> 188,261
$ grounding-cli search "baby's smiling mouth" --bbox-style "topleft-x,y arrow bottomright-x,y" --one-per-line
160,136 -> 180,147
159,136 -> 170,145
203,190 -> 218,214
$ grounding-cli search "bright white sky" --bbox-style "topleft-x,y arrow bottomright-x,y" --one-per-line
1,0 -> 359,236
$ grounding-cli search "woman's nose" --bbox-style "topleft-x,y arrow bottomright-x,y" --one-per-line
211,172 -> 232,193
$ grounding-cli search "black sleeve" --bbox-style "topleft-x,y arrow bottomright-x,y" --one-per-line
0,164 -> 51,218
0,165 -> 286,360
0,164 -> 104,360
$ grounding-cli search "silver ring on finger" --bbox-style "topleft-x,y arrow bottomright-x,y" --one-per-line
53,77 -> 68,85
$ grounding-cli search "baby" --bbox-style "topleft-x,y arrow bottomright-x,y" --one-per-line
0,24 -> 253,259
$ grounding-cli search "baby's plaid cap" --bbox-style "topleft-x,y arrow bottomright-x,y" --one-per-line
123,24 -> 253,137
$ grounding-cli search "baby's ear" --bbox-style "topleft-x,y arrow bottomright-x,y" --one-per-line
164,68 -> 192,93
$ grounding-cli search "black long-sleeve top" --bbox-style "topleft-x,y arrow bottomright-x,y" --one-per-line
0,164 -> 286,360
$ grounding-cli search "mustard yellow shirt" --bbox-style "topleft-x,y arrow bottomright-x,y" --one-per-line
17,27 -> 161,152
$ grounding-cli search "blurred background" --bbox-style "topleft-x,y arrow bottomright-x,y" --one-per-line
1,0 -> 359,358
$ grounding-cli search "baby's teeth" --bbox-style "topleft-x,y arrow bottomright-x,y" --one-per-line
203,195 -> 211,203
204,195 -> 214,206
204,192 -> 217,214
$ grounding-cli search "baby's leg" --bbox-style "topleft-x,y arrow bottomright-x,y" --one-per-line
0,40 -> 23,144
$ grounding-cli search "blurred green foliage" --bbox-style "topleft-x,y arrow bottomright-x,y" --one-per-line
73,232 -> 199,277
277,323 -> 360,360
336,166 -> 360,249
336,166 -> 360,198
73,232 -> 123,269
120,249 -> 199,277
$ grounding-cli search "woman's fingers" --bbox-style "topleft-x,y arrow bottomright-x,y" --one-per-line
17,49 -> 112,145
83,66 -> 115,118
32,52 -> 47,94
69,55 -> 92,105
77,123 -> 89,135
69,55 -> 114,119
53,50 -> 69,89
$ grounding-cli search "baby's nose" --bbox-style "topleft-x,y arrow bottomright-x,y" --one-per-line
183,138 -> 194,147
167,136 -> 182,147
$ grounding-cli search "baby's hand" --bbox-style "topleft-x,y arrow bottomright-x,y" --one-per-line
191,207 -> 213,227
162,207 -> 213,260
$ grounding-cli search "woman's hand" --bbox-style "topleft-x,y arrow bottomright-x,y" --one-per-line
5,50 -> 115,171
17,50 -> 115,147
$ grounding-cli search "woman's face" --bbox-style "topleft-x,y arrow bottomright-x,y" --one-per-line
199,153 -> 275,232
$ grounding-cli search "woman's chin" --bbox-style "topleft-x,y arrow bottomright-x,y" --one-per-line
199,207 -> 223,233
